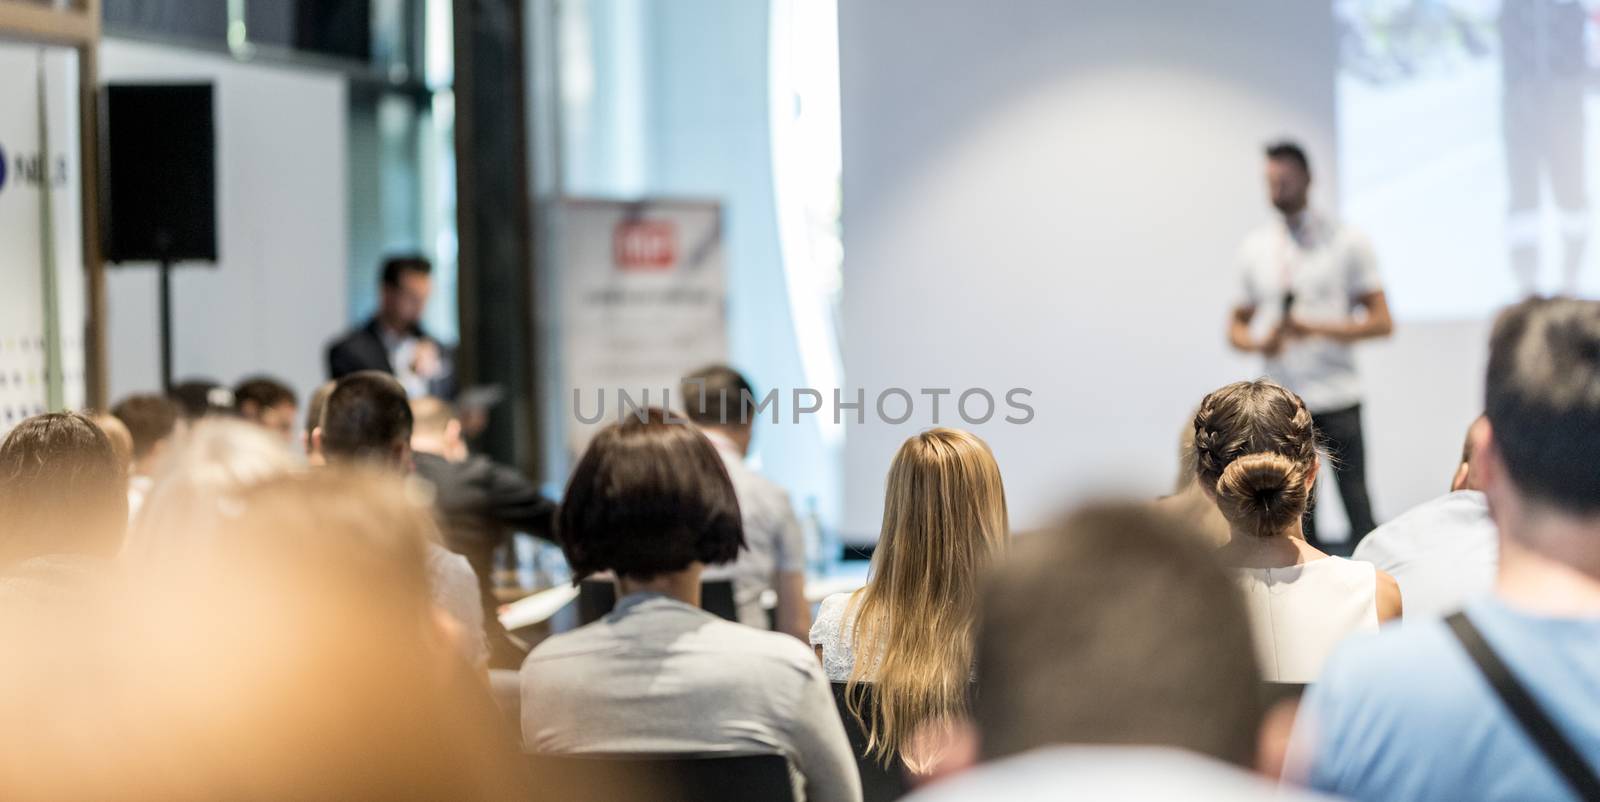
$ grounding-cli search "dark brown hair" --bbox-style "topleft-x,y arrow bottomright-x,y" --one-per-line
234,376 -> 296,417
1192,380 -> 1317,538
680,364 -> 756,427
111,394 -> 181,460
0,413 -> 128,563
558,408 -> 743,581
975,503 -> 1262,766
1486,298 -> 1600,514
381,255 -> 432,288
320,372 -> 412,465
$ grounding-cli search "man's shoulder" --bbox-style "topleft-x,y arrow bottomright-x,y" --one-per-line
1315,613 -> 1472,709
720,457 -> 796,514
1353,491 -> 1491,562
328,318 -> 378,348
907,746 -> 1334,802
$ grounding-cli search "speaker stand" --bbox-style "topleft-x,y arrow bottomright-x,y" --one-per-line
158,257 -> 174,393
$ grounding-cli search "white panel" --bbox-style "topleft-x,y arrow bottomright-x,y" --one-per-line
0,43 -> 86,433
839,0 -> 1474,540
99,39 -> 348,413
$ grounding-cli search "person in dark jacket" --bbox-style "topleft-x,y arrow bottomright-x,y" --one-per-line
411,396 -> 555,668
327,255 -> 455,399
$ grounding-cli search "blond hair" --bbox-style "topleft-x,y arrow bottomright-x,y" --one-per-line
122,418 -> 300,568
847,428 -> 1008,771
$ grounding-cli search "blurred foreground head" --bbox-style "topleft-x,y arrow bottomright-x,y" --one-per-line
975,503 -> 1262,766
121,418 -> 298,566
0,413 -> 127,567
0,469 -> 522,800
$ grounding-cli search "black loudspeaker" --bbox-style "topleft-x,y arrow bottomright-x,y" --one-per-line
103,83 -> 217,263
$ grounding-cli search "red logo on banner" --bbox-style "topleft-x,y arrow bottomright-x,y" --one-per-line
614,221 -> 678,270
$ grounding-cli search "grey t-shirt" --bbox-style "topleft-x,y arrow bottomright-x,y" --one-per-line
520,592 -> 862,802
699,431 -> 809,629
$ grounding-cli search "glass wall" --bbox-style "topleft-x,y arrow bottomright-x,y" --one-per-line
104,0 -> 460,343
538,0 -> 845,528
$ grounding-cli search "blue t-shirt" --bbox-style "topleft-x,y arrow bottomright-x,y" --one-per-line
1298,598 -> 1600,802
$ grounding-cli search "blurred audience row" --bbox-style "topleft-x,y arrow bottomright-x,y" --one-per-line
0,297 -> 1596,801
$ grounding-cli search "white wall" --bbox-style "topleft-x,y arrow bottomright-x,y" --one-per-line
100,39 -> 347,411
839,0 -> 1487,540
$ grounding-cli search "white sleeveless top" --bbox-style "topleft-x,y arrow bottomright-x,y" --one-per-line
809,592 -> 864,682
1233,557 -> 1379,683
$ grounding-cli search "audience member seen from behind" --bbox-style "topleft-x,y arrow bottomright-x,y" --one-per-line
1195,380 -> 1400,683
234,376 -> 299,443
681,365 -> 812,638
110,394 -> 182,521
120,419 -> 298,569
412,396 -> 556,669
168,379 -> 235,421
113,471 -> 524,801
87,412 -> 133,473
327,255 -> 454,398
906,505 -> 1327,802
1293,298 -> 1600,802
1153,412 -> 1231,547
520,409 -> 861,802
303,379 -> 336,464
0,413 -> 127,607
317,371 -> 486,669
0,416 -> 126,800
810,427 -> 1008,774
1351,417 -> 1498,619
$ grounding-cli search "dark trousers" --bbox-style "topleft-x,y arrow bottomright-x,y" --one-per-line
1306,404 -> 1377,549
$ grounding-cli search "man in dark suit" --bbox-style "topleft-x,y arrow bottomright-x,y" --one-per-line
327,255 -> 455,399
410,397 -> 555,668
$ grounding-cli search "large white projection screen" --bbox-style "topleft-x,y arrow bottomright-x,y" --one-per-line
1338,0 -> 1600,317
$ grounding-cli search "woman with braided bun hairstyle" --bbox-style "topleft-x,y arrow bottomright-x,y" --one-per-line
1193,380 -> 1401,683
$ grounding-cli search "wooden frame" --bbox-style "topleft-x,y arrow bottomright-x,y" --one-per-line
0,0 -> 105,409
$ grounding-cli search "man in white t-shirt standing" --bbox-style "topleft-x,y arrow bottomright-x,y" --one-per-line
1229,141 -> 1394,548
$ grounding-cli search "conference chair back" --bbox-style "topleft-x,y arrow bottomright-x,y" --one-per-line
575,579 -> 739,625
829,682 -> 911,802
523,751 -> 795,802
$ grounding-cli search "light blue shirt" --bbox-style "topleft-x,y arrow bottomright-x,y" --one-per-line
1296,597 -> 1600,802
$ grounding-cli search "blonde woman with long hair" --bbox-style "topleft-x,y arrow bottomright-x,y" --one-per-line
809,427 -> 1008,774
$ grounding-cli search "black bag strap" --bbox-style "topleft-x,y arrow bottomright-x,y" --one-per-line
1447,611 -> 1600,802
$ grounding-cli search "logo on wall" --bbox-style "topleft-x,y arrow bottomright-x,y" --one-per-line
613,220 -> 678,271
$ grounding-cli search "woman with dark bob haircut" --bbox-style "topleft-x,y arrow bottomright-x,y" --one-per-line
520,409 -> 862,802
558,408 -> 745,581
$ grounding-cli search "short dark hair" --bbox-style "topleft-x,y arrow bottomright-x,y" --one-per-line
320,372 -> 413,465
111,394 -> 182,460
975,503 -> 1262,767
558,408 -> 744,581
168,379 -> 235,420
0,413 -> 128,562
234,376 -> 297,416
680,365 -> 756,427
381,256 -> 432,288
1264,139 -> 1310,177
1486,298 -> 1600,514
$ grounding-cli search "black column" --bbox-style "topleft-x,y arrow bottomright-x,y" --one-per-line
453,0 -> 539,471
